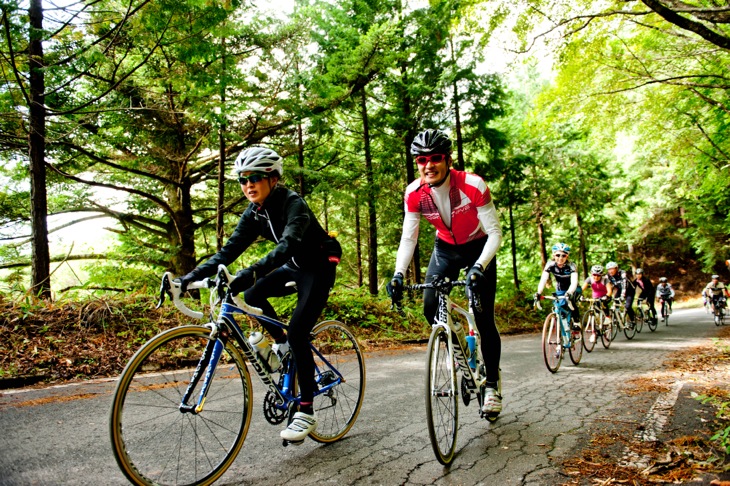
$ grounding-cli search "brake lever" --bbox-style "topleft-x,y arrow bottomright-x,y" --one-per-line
157,273 -> 171,309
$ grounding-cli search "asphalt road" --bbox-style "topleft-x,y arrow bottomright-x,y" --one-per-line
0,307 -> 725,485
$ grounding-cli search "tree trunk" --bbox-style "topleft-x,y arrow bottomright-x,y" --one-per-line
355,193 -> 363,287
361,90 -> 378,295
28,0 -> 51,299
509,202 -> 519,291
216,37 -> 227,252
534,194 -> 548,270
576,211 -> 588,279
216,126 -> 226,252
297,122 -> 305,197
400,63 -> 421,284
449,37 -> 464,171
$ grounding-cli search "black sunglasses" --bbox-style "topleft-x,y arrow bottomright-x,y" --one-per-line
238,173 -> 269,185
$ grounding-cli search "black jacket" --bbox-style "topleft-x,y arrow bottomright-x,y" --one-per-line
190,186 -> 341,279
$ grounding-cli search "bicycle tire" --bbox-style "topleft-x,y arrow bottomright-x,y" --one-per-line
600,313 -> 612,349
542,314 -> 562,373
610,312 -> 619,341
110,325 -> 252,486
647,309 -> 658,332
581,312 -> 596,353
425,327 -> 458,465
306,320 -> 366,443
635,309 -> 644,333
623,314 -> 637,340
568,319 -> 583,365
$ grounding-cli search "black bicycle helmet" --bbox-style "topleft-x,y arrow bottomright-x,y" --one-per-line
410,129 -> 452,155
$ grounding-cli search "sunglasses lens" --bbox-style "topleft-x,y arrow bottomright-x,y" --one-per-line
238,174 -> 267,184
415,154 -> 446,165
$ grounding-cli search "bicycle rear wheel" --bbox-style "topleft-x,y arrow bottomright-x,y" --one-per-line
110,325 -> 252,486
542,314 -> 562,373
582,312 -> 596,353
307,320 -> 366,443
425,327 -> 458,465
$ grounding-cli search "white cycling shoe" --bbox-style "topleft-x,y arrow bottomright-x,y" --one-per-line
281,412 -> 317,443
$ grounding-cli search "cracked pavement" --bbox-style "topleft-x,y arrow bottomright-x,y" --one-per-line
0,308 -> 724,485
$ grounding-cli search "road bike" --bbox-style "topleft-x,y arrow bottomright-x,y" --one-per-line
109,265 -> 365,486
712,296 -> 727,326
535,294 -> 583,373
636,297 -> 657,332
580,297 -> 612,351
609,297 -> 637,341
658,296 -> 672,326
394,277 -> 498,466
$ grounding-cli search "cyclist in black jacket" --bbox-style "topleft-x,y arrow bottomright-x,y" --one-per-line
178,147 -> 342,443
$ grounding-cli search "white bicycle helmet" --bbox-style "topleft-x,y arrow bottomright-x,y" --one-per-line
551,242 -> 570,255
659,277 -> 668,283
590,265 -> 604,275
232,147 -> 283,176
606,261 -> 618,270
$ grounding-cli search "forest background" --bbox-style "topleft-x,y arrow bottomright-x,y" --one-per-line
0,0 -> 729,382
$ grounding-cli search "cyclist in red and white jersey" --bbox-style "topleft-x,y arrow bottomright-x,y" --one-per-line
388,128 -> 503,418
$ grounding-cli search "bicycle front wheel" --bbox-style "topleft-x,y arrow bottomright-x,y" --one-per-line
635,311 -> 644,333
624,315 -> 637,340
600,312 -> 612,349
110,325 -> 252,486
542,314 -> 562,373
425,327 -> 458,465
582,312 -> 596,353
307,320 -> 366,443
647,310 -> 658,332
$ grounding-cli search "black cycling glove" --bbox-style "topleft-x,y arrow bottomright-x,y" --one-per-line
230,268 -> 256,296
387,272 -> 404,304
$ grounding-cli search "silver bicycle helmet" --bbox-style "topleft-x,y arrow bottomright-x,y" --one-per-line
591,265 -> 604,275
410,129 -> 452,155
659,277 -> 668,283
606,261 -> 618,270
636,268 -> 644,275
232,147 -> 283,176
712,274 -> 720,279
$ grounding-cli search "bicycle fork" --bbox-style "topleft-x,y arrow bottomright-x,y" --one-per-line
179,323 -> 224,414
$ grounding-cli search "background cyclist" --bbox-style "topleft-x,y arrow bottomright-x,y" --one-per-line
177,146 -> 342,443
704,274 -> 730,315
656,277 -> 675,316
388,128 -> 504,418
634,268 -> 658,325
605,261 -> 636,326
535,243 -> 582,330
581,264 -> 613,314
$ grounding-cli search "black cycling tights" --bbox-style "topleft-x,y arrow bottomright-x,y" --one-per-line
423,238 -> 500,386
243,262 -> 337,404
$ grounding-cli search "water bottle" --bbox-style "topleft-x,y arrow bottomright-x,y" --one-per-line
248,331 -> 280,372
466,330 -> 477,370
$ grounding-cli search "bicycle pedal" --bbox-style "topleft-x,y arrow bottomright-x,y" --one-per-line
282,439 -> 305,447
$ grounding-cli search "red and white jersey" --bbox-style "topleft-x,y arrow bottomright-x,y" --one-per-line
403,169 -> 491,245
